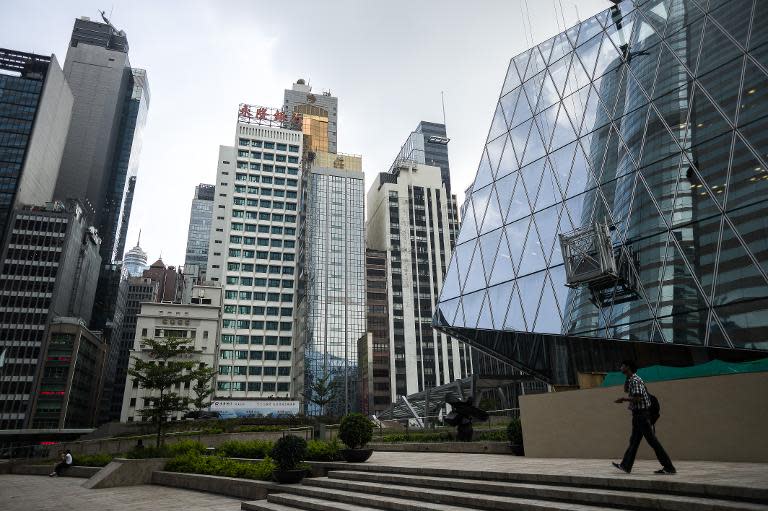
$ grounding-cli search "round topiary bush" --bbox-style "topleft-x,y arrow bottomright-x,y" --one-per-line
506,419 -> 523,446
269,434 -> 307,471
338,413 -> 374,449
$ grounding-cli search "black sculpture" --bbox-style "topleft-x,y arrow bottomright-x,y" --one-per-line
445,399 -> 489,442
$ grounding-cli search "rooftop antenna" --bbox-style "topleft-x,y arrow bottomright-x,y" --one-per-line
441,91 -> 448,134
136,228 -> 141,247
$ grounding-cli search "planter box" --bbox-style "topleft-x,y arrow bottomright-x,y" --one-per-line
369,441 -> 513,455
152,471 -> 278,500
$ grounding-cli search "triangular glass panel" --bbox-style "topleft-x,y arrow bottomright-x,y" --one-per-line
478,228 -> 503,278
548,104 -> 578,152
501,60 -> 522,97
725,133 -> 768,212
494,172 -> 518,220
548,54 -> 572,98
620,103 -> 650,166
517,270 -> 546,325
512,49 -> 532,87
606,10 -> 635,52
623,64 -> 653,116
639,105 -> 683,169
486,133 -> 506,178
561,192 -> 587,234
509,86 -> 534,127
749,0 -> 768,50
525,46 -> 548,81
521,120 -> 547,166
722,202 -> 768,283
439,256 -> 462,301
737,56 -> 768,128
642,153 -> 684,224
698,57 -> 744,124
487,281 -> 514,329
664,16 -> 705,76
503,220 -> 528,276
535,277 -> 562,333
435,297 -> 461,327
489,229 -> 518,286
453,235 -> 477,280
650,232 -> 677,317
522,71 -> 545,115
536,103 -> 559,155
532,205 -> 562,265
717,297 -> 768,349
488,103 -> 508,141
690,131 -> 731,209
668,218 -> 716,309
479,186 -> 504,235
580,85 -> 612,138
697,19 -> 744,77
563,141 -> 594,200
471,184 -> 492,234
499,87 -> 521,128
460,290 -> 485,328
547,265 -> 570,322
517,221 -> 547,277
473,149 -> 495,191
462,245 -> 488,294
594,31 -> 625,80
503,283 -> 527,331
574,32 -> 603,82
496,135 -> 519,179
547,141 -> 577,189
506,174 -> 531,224
561,84 -> 591,135
456,197 -> 478,245
712,216 -> 768,306
710,0 -> 752,49
706,309 -> 732,348
663,0 -> 704,38
638,1 -> 668,38
625,176 -> 667,240
476,292 -> 494,330
510,119 -> 533,167
537,160 -> 565,213
649,321 -> 668,344
686,85 -> 731,150
577,15 -> 604,47
539,36 -> 555,66
550,33 -> 571,64
520,158 -> 546,211
538,72 -> 562,113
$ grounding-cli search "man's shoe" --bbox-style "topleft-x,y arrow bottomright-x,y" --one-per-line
654,468 -> 677,474
612,462 -> 630,473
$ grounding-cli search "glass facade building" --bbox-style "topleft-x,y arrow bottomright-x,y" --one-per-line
294,155 -> 366,415
435,0 -> 768,385
184,183 -> 215,278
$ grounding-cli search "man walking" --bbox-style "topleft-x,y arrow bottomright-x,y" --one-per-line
613,360 -> 676,474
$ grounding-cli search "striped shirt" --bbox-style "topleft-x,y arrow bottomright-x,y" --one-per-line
626,374 -> 651,412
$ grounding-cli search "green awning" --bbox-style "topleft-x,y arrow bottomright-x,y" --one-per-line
601,357 -> 768,387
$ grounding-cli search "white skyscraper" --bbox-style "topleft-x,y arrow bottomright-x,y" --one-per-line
206,104 -> 303,398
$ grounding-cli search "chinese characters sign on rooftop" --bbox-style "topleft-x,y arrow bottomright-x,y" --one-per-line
238,104 -> 303,131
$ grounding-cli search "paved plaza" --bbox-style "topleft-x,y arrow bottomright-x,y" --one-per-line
0,474 -> 242,511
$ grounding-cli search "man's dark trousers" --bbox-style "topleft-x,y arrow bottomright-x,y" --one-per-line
621,411 -> 675,472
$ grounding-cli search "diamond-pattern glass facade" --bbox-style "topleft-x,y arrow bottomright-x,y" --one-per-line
435,0 -> 768,384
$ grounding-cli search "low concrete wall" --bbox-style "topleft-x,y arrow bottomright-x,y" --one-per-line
56,429 -> 312,457
370,442 -> 513,455
152,471 -> 277,499
520,371 -> 768,462
10,464 -> 100,477
82,458 -> 169,489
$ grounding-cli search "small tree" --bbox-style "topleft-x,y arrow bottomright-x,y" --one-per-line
128,337 -> 207,447
190,367 -> 216,413
308,372 -> 337,416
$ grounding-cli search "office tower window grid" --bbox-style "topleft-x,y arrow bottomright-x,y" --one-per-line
434,0 -> 768,384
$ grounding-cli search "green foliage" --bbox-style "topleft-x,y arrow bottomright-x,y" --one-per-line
269,435 -> 307,471
380,431 -> 452,443
506,419 -> 523,446
73,453 -> 114,466
165,453 -> 274,480
126,439 -> 205,459
305,439 -> 342,461
338,413 -> 374,449
190,368 -> 216,412
128,337 -> 214,447
309,372 -> 337,415
217,440 -> 273,459
234,425 -> 285,433
475,430 -> 509,442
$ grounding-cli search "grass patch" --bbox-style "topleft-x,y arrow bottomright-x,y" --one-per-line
73,453 -> 114,466
165,453 -> 275,481
217,439 -> 273,459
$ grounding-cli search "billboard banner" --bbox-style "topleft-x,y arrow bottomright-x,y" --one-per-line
210,399 -> 300,419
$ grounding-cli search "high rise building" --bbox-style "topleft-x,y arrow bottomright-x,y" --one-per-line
123,235 -> 148,277
358,249 -> 391,415
121,285 -> 222,423
28,317 -> 107,429
284,79 -> 338,153
433,0 -> 768,386
368,162 -> 471,399
143,259 -> 184,303
391,121 -> 453,193
184,184 -> 215,282
0,200 -> 101,429
206,105 -> 303,399
294,152 -> 366,415
54,16 -> 149,264
0,49 -> 73,243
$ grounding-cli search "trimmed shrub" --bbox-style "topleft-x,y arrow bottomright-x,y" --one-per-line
234,425 -> 285,433
380,431 -> 451,443
269,435 -> 307,471
217,440 -> 273,459
475,430 -> 508,442
126,439 -> 205,459
165,453 -> 274,480
338,413 -> 374,449
506,419 -> 523,446
73,453 -> 114,467
305,439 -> 342,461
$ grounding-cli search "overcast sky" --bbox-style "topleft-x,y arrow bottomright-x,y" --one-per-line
3,0 -> 608,266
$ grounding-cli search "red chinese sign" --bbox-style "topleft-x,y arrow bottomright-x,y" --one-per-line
237,104 -> 303,131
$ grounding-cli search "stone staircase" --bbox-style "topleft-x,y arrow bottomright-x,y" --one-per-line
242,466 -> 768,511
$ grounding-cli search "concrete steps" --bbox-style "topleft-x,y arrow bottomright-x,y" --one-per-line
242,466 -> 768,511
